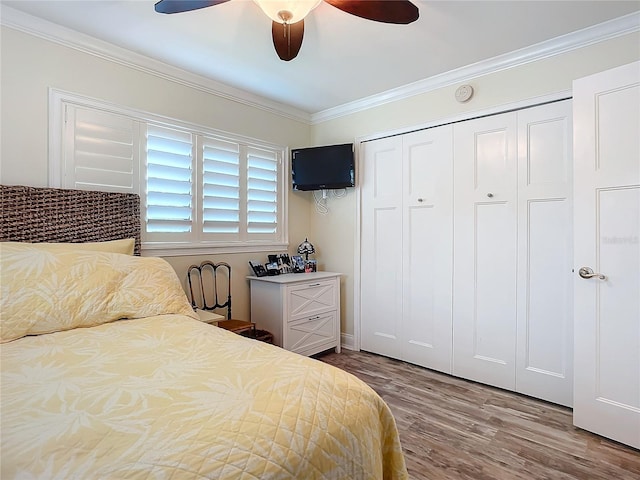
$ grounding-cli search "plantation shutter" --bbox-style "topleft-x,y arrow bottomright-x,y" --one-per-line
55,93 -> 287,252
247,147 -> 279,238
64,105 -> 139,193
201,137 -> 240,235
145,125 -> 194,238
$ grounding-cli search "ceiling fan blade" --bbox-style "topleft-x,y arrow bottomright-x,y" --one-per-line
324,0 -> 418,24
272,20 -> 305,61
154,0 -> 229,14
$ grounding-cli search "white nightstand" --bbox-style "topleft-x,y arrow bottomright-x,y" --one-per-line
247,272 -> 341,356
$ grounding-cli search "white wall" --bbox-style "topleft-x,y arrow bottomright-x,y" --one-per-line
2,23 -> 639,342
0,25 -> 312,322
309,32 -> 640,343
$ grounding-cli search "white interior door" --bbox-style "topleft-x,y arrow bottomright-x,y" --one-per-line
401,126 -> 453,373
573,61 -> 640,449
453,112 -> 518,390
360,136 -> 404,358
516,100 -> 574,407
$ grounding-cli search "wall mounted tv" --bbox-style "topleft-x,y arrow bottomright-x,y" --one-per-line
291,143 -> 355,191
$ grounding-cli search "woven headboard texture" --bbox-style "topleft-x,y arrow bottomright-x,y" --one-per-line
0,185 -> 141,255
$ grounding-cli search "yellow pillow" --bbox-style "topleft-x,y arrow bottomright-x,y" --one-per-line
2,239 -> 135,255
0,245 -> 197,343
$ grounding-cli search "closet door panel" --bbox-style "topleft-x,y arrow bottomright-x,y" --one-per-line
453,113 -> 518,391
516,100 -> 573,407
405,205 -> 436,344
402,127 -> 453,373
475,202 -> 515,361
360,136 -> 404,358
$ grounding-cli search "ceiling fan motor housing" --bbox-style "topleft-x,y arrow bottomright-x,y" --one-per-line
278,10 -> 294,23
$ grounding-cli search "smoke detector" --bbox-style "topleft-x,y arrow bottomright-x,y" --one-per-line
455,84 -> 474,103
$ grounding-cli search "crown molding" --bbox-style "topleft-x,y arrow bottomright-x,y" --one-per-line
2,6 -> 638,126
311,11 -> 640,124
0,5 -> 312,124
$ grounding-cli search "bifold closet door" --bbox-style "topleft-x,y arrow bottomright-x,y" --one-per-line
453,113 -> 518,391
360,136 -> 404,359
360,126 -> 453,372
401,127 -> 453,372
515,100 -> 573,407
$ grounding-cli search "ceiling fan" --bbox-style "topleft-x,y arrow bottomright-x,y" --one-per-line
154,0 -> 419,61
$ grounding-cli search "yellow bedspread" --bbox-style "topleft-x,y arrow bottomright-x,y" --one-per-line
1,315 -> 408,479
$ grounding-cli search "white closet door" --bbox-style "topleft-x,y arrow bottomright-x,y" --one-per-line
573,62 -> 640,449
360,136 -> 404,358
453,113 -> 518,390
401,126 -> 453,373
515,100 -> 574,407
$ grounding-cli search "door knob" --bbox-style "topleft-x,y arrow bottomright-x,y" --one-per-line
578,267 -> 606,280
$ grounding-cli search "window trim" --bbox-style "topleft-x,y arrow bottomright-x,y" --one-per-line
49,88 -> 289,256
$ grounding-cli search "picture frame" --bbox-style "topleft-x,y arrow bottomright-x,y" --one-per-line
249,261 -> 267,277
277,253 -> 292,273
265,262 -> 280,275
292,255 -> 305,273
277,253 -> 291,266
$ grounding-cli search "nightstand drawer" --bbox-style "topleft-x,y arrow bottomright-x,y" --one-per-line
285,312 -> 338,356
286,280 -> 337,321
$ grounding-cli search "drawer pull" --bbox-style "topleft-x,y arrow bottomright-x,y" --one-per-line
307,283 -> 321,287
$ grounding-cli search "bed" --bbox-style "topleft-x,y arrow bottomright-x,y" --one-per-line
0,185 -> 408,479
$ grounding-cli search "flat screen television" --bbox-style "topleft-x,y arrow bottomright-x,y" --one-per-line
291,143 -> 355,191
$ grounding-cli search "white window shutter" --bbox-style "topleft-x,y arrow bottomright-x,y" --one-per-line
53,91 -> 287,252
201,136 -> 240,235
64,105 -> 139,193
246,146 -> 279,239
145,124 -> 194,238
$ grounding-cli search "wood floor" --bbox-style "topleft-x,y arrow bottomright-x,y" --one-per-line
316,350 -> 640,480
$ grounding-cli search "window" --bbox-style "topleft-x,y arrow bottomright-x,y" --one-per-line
52,91 -> 288,254
146,124 -> 194,238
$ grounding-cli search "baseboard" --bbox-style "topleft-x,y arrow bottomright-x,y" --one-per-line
341,333 -> 356,351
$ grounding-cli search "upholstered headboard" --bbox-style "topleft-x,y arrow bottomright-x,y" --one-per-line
0,185 -> 141,255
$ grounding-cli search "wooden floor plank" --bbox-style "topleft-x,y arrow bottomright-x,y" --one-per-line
317,350 -> 640,480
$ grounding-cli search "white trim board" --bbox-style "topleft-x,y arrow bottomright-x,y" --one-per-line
356,90 -> 573,144
312,12 -> 639,123
2,5 -> 637,124
1,5 -> 311,124
340,333 -> 356,351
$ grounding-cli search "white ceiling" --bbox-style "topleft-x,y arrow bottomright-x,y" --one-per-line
2,1 -> 639,115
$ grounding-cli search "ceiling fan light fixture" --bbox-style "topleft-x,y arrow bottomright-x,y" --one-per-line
154,0 -> 419,62
253,0 -> 322,24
